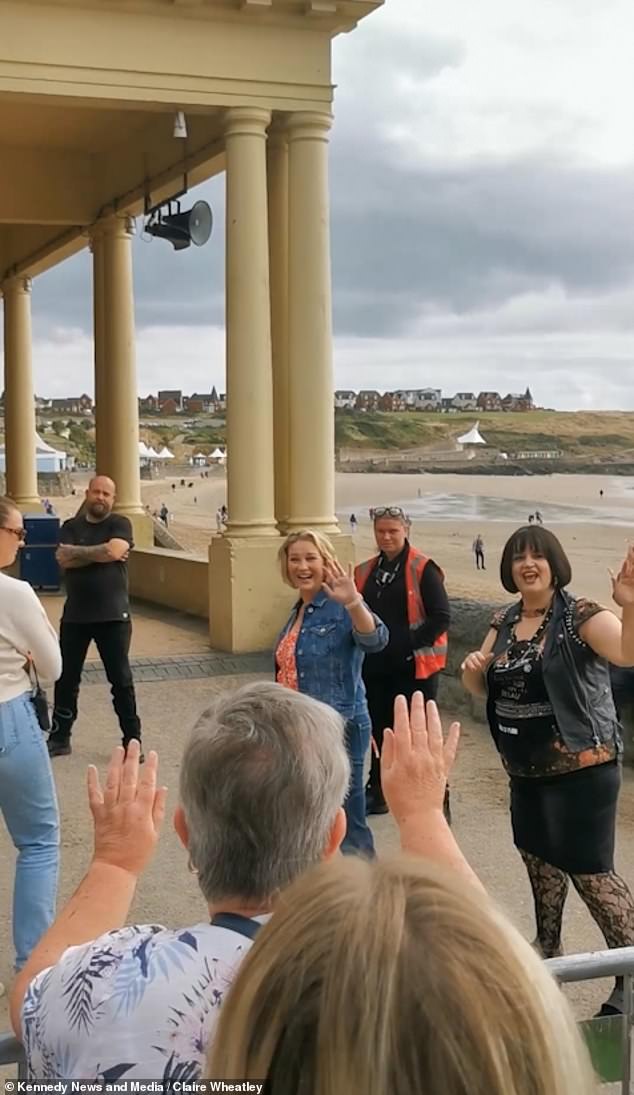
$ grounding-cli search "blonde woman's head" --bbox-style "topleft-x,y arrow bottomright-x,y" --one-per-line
279,530 -> 337,595
209,856 -> 595,1095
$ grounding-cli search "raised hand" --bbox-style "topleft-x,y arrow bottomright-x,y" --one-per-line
322,559 -> 360,607
611,546 -> 634,608
87,740 -> 167,878
381,693 -> 460,824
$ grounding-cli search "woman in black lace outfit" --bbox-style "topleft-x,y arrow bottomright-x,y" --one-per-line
462,525 -> 634,1015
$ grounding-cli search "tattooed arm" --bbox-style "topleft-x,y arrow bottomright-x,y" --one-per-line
56,539 -> 131,569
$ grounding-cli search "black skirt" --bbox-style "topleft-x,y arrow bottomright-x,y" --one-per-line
510,761 -> 620,875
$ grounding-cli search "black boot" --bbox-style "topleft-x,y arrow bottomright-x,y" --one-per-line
365,783 -> 389,815
48,737 -> 72,757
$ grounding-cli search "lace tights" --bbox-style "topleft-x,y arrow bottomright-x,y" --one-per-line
520,850 -> 634,958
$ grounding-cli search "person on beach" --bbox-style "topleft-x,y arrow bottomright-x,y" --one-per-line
473,534 -> 485,570
355,506 -> 450,816
461,524 -> 634,1016
350,513 -> 358,534
276,530 -> 388,857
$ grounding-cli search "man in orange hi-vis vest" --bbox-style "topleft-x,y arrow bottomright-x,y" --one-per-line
355,507 -> 450,818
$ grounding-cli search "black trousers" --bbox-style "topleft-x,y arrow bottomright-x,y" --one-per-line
475,550 -> 485,570
53,620 -> 141,744
364,665 -> 440,799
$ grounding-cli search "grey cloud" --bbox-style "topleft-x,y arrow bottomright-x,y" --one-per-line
329,145 -> 634,337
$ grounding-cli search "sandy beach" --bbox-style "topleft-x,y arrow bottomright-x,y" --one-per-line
56,471 -> 634,608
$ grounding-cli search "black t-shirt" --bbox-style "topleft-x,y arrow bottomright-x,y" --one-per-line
59,513 -> 134,623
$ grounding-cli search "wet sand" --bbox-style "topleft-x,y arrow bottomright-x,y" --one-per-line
56,471 -> 634,607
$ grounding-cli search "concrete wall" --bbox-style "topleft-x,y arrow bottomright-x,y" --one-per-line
128,548 -> 208,618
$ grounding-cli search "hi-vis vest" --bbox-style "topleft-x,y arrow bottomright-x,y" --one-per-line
355,547 -> 448,680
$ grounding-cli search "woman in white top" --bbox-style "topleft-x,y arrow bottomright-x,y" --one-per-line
0,497 -> 62,970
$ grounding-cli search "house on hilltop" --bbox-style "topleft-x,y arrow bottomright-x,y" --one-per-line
334,389 -> 357,409
158,389 -> 183,411
452,392 -> 477,411
414,388 -> 442,410
477,391 -> 503,412
50,394 -> 93,415
355,389 -> 381,412
502,387 -> 535,412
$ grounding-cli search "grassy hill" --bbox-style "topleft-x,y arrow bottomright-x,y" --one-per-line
335,410 -> 634,460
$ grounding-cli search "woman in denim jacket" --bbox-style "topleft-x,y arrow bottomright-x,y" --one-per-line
276,530 -> 388,857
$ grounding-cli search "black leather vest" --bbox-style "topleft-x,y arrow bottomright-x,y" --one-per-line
486,589 -> 621,755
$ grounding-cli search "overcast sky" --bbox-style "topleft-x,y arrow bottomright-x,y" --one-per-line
13,0 -> 634,408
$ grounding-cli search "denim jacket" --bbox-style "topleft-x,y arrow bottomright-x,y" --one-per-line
275,592 -> 389,720
486,589 -> 622,756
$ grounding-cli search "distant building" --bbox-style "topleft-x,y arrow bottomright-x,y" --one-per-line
185,392 -> 218,413
355,389 -> 381,412
502,387 -> 535,412
391,389 -> 419,409
452,391 -> 477,411
379,391 -> 408,412
159,398 -> 179,416
158,389 -> 183,411
477,391 -> 503,412
414,388 -> 442,411
50,394 -> 93,415
139,394 -> 158,414
335,390 -> 357,409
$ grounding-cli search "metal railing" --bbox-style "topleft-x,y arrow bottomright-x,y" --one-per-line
0,947 -> 633,1088
546,947 -> 634,1093
0,1031 -> 26,1078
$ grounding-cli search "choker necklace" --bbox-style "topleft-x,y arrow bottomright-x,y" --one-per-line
520,604 -> 549,619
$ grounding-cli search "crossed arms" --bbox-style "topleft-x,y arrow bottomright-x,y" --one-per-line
56,539 -> 131,569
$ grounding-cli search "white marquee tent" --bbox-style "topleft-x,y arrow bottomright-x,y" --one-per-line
0,433 -> 69,473
456,422 -> 487,447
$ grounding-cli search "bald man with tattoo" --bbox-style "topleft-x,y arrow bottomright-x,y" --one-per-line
49,476 -> 143,759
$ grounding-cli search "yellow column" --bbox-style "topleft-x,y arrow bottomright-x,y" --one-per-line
224,106 -> 277,537
267,124 -> 290,533
101,215 -> 143,516
2,277 -> 40,510
101,216 -> 152,547
286,112 -> 338,533
210,107 -> 287,654
91,226 -> 108,476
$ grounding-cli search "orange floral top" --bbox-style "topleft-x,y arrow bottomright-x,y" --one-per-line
276,617 -> 301,691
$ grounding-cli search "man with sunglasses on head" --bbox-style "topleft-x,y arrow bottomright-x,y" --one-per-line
355,507 -> 451,816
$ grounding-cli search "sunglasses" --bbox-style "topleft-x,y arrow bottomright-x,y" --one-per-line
1,525 -> 26,541
372,506 -> 407,520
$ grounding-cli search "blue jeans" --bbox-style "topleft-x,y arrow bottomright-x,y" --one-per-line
0,692 -> 60,969
341,714 -> 376,858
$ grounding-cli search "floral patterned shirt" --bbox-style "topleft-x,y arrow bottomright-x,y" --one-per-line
22,920 -> 268,1081
275,616 -> 301,691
